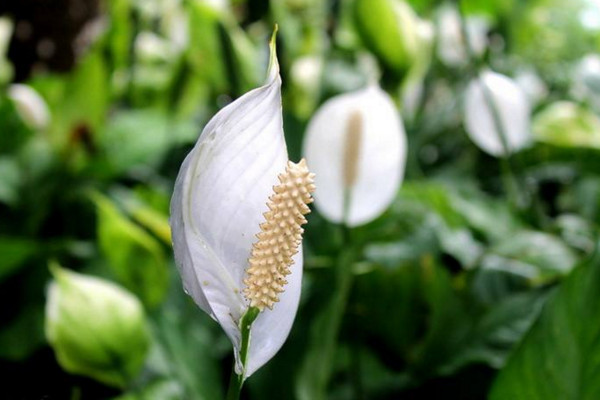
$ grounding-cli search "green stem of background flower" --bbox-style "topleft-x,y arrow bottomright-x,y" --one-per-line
296,190 -> 357,400
455,1 -> 530,211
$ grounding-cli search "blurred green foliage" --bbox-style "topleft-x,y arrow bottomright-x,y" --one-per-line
1,0 -> 600,399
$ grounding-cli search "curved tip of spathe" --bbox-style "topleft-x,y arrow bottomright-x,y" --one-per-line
267,24 -> 280,82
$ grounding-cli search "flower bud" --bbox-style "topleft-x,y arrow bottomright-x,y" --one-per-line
533,101 -> 600,149
464,70 -> 532,157
45,265 -> 150,387
354,0 -> 425,76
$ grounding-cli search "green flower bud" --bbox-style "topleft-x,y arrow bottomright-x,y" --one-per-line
533,101 -> 600,149
45,265 -> 150,388
354,0 -> 425,76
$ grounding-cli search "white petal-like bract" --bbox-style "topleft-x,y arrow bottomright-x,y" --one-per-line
303,85 -> 406,227
170,39 -> 302,377
436,5 -> 488,67
8,84 -> 50,130
464,71 -> 531,157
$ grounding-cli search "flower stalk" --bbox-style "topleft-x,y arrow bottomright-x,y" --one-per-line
226,306 -> 260,400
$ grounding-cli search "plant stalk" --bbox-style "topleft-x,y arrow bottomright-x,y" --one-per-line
226,307 -> 260,400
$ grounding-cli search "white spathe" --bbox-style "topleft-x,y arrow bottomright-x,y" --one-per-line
8,84 -> 50,130
303,85 -> 406,227
169,39 -> 301,377
464,70 -> 531,157
436,5 -> 488,67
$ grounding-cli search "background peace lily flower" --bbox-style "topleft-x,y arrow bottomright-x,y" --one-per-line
436,5 -> 488,68
464,70 -> 532,157
170,32 -> 315,379
7,84 -> 51,130
303,85 -> 407,227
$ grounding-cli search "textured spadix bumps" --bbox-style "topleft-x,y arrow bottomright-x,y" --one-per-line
244,160 -> 315,310
170,35 -> 313,377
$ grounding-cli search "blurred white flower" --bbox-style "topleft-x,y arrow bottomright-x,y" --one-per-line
0,17 -> 13,56
0,17 -> 13,84
571,54 -> 600,111
7,84 -> 50,130
436,5 -> 488,67
46,265 -> 150,387
464,70 -> 531,157
170,34 -> 315,378
303,85 -> 407,227
135,31 -> 175,62
515,68 -> 548,106
290,55 -> 324,117
291,55 -> 323,92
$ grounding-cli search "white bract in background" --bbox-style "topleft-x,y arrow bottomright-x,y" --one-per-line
464,70 -> 531,157
303,85 -> 407,227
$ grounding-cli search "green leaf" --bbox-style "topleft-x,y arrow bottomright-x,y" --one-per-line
112,379 -> 184,400
0,237 -> 37,281
93,193 -> 168,308
0,304 -> 44,360
533,101 -> 600,149
151,300 -> 225,400
482,231 -> 578,284
0,156 -> 21,206
296,249 -> 356,400
98,110 -> 196,175
490,244 -> 600,400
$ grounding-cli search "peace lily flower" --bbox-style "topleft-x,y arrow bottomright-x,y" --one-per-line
436,4 -> 488,68
169,31 -> 315,380
515,68 -> 548,106
464,70 -> 532,157
303,85 -> 407,227
7,84 -> 51,130
571,54 -> 600,111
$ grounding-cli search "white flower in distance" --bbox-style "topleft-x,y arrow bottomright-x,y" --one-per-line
170,34 -> 315,378
8,84 -> 50,130
464,71 -> 531,157
303,85 -> 407,227
436,5 -> 488,68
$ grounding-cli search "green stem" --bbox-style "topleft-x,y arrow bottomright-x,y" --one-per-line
296,223 -> 356,400
226,307 -> 260,400
454,1 -> 529,210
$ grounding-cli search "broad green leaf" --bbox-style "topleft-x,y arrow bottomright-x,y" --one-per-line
490,244 -> 600,400
482,231 -> 577,284
93,193 -> 168,308
98,110 -> 196,175
151,300 -> 225,400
